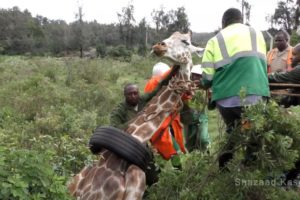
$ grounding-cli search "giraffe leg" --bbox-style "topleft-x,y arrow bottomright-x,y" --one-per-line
123,165 -> 146,200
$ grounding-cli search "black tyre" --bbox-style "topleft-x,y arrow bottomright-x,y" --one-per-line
89,126 -> 151,171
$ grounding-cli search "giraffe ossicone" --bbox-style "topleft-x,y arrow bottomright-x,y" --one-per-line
68,31 -> 204,200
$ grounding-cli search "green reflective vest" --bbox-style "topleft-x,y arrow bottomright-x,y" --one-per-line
202,23 -> 270,102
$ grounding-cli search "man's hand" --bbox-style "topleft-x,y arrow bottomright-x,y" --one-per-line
194,79 -> 209,90
193,80 -> 201,88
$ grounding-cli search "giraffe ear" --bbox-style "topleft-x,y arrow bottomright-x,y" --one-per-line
186,31 -> 204,57
189,45 -> 205,57
194,47 -> 205,57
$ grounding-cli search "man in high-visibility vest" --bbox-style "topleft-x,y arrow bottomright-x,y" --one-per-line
200,8 -> 270,169
267,30 -> 293,73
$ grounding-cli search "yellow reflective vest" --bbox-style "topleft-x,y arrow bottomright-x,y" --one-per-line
201,23 -> 270,101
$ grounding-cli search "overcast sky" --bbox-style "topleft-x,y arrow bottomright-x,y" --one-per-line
1,0 -> 279,32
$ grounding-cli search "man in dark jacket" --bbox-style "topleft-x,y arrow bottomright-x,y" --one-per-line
110,65 -> 178,130
110,83 -> 156,130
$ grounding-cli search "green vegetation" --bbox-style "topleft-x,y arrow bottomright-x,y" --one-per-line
146,102 -> 300,200
1,55 -> 300,199
0,55 -> 157,199
1,1 -> 300,199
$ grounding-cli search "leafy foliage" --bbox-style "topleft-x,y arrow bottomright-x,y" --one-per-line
0,5 -> 195,57
146,101 -> 300,200
2,55 -> 300,199
270,0 -> 299,33
96,43 -> 107,58
0,55 -> 156,198
186,90 -> 207,112
107,45 -> 133,62
0,147 -> 72,200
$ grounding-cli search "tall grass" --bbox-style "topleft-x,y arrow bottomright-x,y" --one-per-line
2,55 -> 298,199
0,54 -> 197,199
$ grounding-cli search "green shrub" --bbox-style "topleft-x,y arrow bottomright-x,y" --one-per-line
146,101 -> 300,200
0,147 -> 72,200
3,55 -> 300,199
290,30 -> 300,46
137,44 -> 147,56
107,45 -> 132,62
96,43 -> 107,58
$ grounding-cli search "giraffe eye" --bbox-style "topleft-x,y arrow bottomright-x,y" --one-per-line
181,40 -> 190,45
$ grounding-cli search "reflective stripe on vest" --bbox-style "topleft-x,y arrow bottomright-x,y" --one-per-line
267,47 -> 293,73
202,24 -> 266,81
287,48 -> 293,71
214,27 -> 264,69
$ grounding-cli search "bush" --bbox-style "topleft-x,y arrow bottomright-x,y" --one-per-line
290,30 -> 300,46
0,55 -> 158,199
96,43 -> 107,58
0,147 -> 72,200
137,44 -> 147,56
4,55 -> 300,199
107,45 -> 132,62
146,101 -> 300,200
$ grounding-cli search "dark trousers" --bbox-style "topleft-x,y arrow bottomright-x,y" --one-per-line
218,105 -> 262,169
217,105 -> 242,169
284,160 -> 300,186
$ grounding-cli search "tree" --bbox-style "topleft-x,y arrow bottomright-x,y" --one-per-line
271,0 -> 296,34
295,0 -> 300,29
97,24 -> 121,46
70,5 -> 86,58
151,6 -> 169,33
137,18 -> 148,55
117,3 -> 135,49
151,6 -> 190,39
44,20 -> 69,55
0,7 -> 38,54
237,0 -> 252,25
167,7 -> 190,35
151,7 -> 171,41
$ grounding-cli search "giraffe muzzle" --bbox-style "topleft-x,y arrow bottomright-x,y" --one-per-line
152,43 -> 167,57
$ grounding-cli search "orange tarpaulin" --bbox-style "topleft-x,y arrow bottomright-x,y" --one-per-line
145,69 -> 186,160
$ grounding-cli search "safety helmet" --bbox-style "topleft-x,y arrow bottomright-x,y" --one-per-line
191,64 -> 203,75
152,62 -> 170,76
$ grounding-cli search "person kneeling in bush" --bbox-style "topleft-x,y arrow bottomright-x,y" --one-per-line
180,64 -> 211,153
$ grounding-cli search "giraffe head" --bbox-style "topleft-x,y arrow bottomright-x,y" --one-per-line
152,31 -> 204,64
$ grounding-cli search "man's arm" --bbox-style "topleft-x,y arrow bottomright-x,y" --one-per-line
268,66 -> 300,83
201,39 -> 215,89
142,65 -> 180,102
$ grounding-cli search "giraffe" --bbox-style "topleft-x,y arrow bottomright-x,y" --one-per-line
68,31 -> 204,200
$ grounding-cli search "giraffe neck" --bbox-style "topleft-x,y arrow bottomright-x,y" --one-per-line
68,150 -> 129,199
125,62 -> 194,143
177,62 -> 193,81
